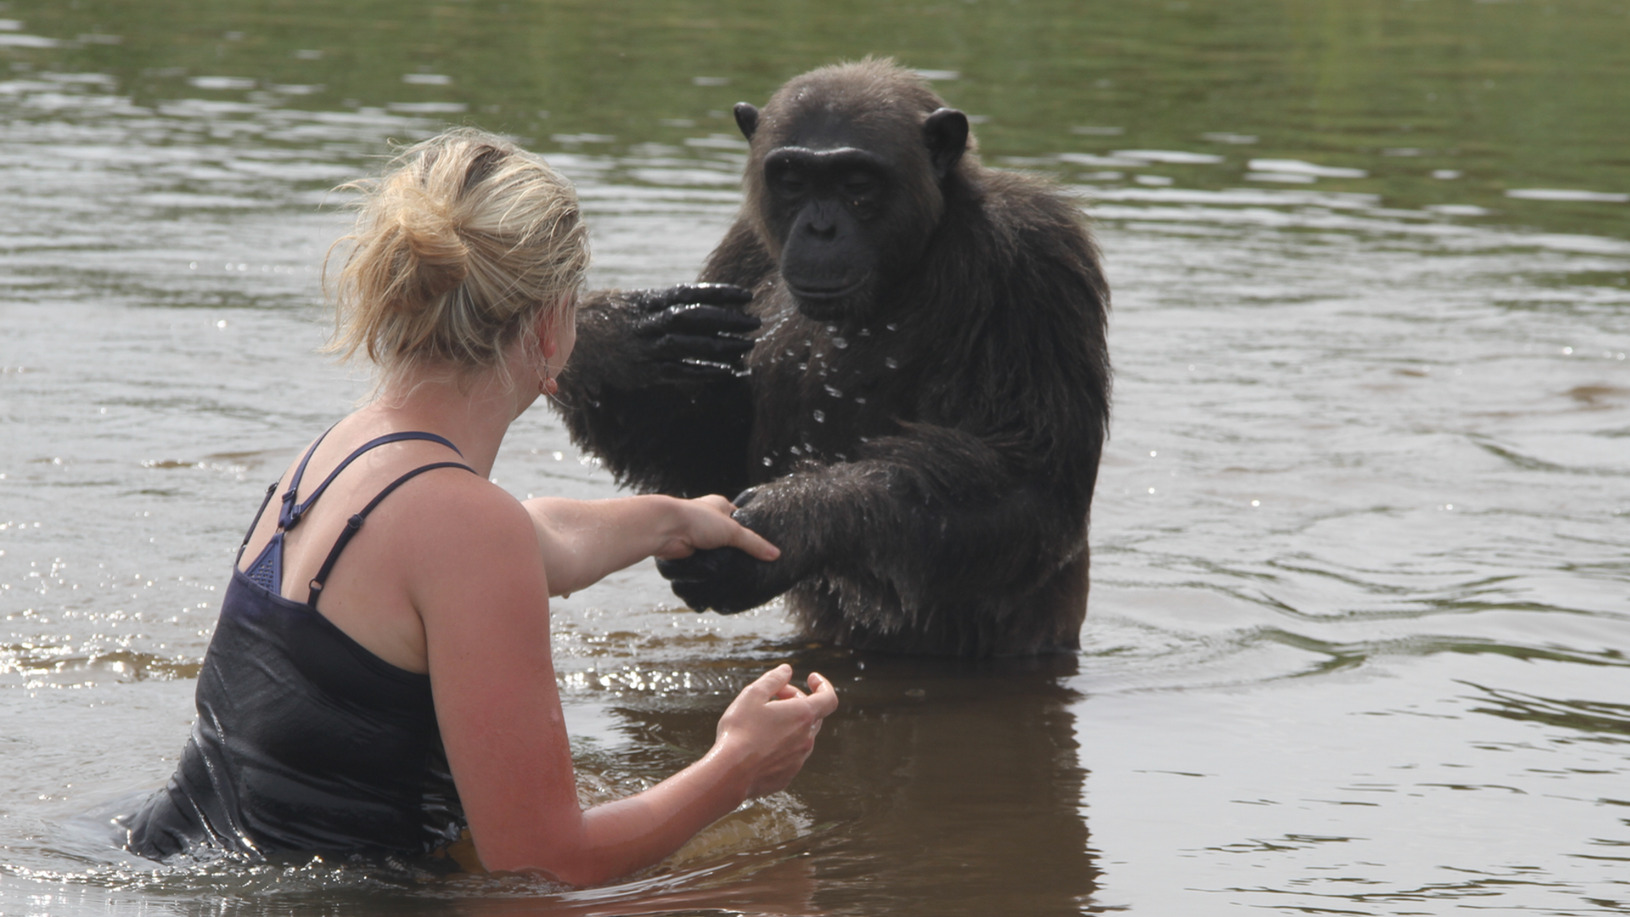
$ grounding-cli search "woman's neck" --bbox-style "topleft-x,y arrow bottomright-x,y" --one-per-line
360,367 -> 534,477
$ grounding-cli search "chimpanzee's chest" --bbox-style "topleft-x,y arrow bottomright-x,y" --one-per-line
745,321 -> 921,478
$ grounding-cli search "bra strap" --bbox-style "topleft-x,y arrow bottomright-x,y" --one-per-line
277,426 -> 338,529
281,431 -> 462,530
235,481 -> 280,563
304,461 -> 475,607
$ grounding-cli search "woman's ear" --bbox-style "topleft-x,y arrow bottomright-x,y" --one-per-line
534,311 -> 558,358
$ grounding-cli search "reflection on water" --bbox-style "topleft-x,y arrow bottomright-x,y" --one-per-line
791,653 -> 1091,916
618,651 -> 1095,917
3,0 -> 1630,914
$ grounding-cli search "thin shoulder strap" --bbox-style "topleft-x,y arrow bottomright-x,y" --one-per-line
235,482 -> 280,563
236,422 -> 338,560
275,425 -> 339,529
304,461 -> 475,608
280,431 -> 463,530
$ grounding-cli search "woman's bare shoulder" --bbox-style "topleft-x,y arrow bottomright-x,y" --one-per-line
399,469 -> 536,559
401,472 -> 554,655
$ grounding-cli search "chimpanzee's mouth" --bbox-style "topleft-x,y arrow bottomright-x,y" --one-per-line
787,276 -> 868,302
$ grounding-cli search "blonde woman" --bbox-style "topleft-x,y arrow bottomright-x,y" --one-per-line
124,128 -> 837,885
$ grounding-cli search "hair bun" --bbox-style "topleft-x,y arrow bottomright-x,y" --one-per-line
394,189 -> 470,303
327,128 -> 589,379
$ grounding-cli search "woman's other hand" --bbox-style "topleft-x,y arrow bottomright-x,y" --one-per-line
714,664 -> 839,799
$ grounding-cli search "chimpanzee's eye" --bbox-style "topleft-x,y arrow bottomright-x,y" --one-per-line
842,173 -> 879,203
773,169 -> 809,198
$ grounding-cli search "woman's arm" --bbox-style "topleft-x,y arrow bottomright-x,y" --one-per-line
523,493 -> 778,597
554,663 -> 833,883
412,481 -> 834,886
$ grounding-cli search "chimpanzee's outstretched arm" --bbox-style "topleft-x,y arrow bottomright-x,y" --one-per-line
552,284 -> 758,498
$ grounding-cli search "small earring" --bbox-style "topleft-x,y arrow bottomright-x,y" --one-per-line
539,362 -> 559,396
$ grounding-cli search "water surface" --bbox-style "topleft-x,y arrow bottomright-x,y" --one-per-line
3,2 -> 1629,914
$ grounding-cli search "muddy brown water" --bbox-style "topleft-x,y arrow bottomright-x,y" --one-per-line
3,2 -> 1629,914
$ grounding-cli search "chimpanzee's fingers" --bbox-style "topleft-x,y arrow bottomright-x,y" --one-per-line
636,303 -> 761,337
653,359 -> 745,381
647,332 -> 755,365
635,283 -> 754,313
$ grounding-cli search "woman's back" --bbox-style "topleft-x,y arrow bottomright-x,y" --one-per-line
125,430 -> 476,859
124,565 -> 462,858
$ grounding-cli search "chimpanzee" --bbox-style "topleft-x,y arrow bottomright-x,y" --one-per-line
554,58 -> 1110,656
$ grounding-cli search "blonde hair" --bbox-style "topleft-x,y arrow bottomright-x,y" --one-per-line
325,128 -> 589,390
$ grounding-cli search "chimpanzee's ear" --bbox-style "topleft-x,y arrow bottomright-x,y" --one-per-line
923,107 -> 969,179
734,103 -> 760,141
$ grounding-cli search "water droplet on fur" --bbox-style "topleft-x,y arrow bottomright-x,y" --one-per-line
761,456 -> 773,466
825,324 -> 837,334
812,410 -> 826,423
789,445 -> 802,456
859,327 -> 872,337
854,395 -> 867,405
832,337 -> 849,349
884,357 -> 900,370
824,384 -> 843,398
885,323 -> 898,332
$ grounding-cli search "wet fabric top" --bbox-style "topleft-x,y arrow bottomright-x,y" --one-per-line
124,431 -> 475,860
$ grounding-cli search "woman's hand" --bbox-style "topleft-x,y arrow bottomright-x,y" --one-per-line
713,664 -> 839,799
653,495 -> 780,563
525,493 -> 777,597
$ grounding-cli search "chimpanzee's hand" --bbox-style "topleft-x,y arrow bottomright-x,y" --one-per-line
656,489 -> 804,613
624,283 -> 758,381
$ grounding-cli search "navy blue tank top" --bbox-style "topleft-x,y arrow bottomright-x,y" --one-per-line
124,431 -> 475,860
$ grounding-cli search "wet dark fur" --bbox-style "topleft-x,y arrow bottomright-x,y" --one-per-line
557,60 -> 1110,656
